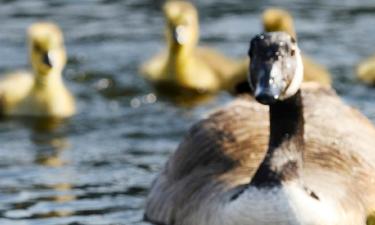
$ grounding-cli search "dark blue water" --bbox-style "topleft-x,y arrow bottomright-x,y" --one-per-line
0,0 -> 374,224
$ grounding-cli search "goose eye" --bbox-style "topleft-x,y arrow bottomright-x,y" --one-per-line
291,37 -> 296,43
33,44 -> 43,53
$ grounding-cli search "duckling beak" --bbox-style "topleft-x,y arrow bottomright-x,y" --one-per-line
252,63 -> 282,105
172,25 -> 187,45
42,52 -> 53,68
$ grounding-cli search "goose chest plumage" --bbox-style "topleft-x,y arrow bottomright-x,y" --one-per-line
145,32 -> 375,225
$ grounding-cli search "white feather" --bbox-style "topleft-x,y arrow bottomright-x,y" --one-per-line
184,181 -> 362,225
284,47 -> 304,98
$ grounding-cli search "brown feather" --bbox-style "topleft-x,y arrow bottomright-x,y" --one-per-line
146,83 -> 375,224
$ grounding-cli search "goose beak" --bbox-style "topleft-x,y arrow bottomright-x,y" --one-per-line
252,63 -> 282,105
172,25 -> 187,45
42,52 -> 53,68
254,87 -> 279,105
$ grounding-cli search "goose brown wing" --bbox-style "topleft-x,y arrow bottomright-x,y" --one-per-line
302,84 -> 375,215
146,84 -> 375,224
145,95 -> 269,225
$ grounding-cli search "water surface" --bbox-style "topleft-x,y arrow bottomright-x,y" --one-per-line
0,0 -> 375,224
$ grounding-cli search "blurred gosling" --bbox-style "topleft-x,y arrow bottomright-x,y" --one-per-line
140,0 -> 246,94
263,8 -> 332,86
357,56 -> 375,85
0,22 -> 75,118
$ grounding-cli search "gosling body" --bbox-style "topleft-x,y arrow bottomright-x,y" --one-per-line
357,56 -> 375,85
0,22 -> 75,118
140,1 -> 246,94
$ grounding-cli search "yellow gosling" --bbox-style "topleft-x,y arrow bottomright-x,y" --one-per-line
140,0 -> 246,94
357,56 -> 375,85
262,8 -> 332,86
0,22 -> 75,118
262,8 -> 296,39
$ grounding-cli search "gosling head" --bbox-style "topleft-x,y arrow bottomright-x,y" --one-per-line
28,22 -> 67,76
163,1 -> 199,48
248,32 -> 303,105
262,8 -> 296,40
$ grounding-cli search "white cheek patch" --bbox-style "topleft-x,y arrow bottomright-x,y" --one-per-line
270,64 -> 281,84
175,25 -> 188,45
284,48 -> 304,98
271,63 -> 283,99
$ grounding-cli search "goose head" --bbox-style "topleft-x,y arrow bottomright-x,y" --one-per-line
28,22 -> 67,77
262,8 -> 296,40
163,1 -> 199,50
248,32 -> 303,105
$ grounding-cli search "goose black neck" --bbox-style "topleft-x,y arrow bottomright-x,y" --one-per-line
251,90 -> 304,187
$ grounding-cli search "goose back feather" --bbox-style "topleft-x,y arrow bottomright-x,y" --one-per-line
146,83 -> 375,225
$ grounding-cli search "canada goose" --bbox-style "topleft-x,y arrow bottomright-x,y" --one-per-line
262,8 -> 332,86
140,0 -> 247,94
145,32 -> 375,225
0,22 -> 75,118
357,56 -> 375,85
